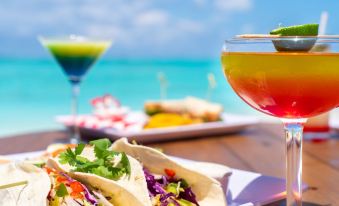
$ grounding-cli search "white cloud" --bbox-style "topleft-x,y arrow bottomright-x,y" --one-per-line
0,0 -> 254,57
134,10 -> 169,27
214,0 -> 252,11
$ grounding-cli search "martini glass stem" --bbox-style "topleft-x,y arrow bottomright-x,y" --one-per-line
71,83 -> 80,143
282,118 -> 307,206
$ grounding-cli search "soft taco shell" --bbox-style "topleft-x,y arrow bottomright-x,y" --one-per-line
47,147 -> 152,206
111,138 -> 227,206
0,162 -> 50,206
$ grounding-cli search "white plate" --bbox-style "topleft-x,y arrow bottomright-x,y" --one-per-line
57,113 -> 259,143
4,151 -> 307,206
171,157 -> 309,206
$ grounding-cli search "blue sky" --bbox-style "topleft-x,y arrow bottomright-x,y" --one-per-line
0,0 -> 338,58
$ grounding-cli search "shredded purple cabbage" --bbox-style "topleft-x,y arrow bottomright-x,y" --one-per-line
160,193 -> 180,206
179,187 -> 199,205
143,168 -> 199,206
162,175 -> 168,186
82,183 -> 99,205
144,169 -> 157,196
60,172 -> 74,182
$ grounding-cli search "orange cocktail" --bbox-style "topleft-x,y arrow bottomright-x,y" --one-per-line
221,52 -> 339,118
221,34 -> 339,206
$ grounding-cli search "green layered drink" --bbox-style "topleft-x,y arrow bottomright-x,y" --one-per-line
40,36 -> 111,143
42,40 -> 111,84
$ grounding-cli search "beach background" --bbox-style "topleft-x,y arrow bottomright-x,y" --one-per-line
1,58 -> 259,136
1,0 -> 339,137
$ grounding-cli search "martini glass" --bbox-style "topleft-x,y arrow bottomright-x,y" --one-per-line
40,35 -> 112,143
221,36 -> 339,206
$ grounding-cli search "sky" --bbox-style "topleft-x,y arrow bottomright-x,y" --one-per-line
0,0 -> 338,58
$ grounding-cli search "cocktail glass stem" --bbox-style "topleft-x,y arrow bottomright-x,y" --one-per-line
282,118 -> 307,206
71,83 -> 80,144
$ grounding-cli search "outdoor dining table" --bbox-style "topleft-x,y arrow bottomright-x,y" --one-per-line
0,123 -> 338,205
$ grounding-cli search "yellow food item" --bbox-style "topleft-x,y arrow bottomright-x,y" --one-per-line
144,96 -> 223,122
144,113 -> 202,129
0,156 -> 10,164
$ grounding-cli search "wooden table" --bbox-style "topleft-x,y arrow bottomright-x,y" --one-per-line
1,123 -> 338,205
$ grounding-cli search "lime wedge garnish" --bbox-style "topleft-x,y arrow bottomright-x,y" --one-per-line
270,24 -> 319,36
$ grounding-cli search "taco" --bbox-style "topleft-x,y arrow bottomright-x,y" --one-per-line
111,138 -> 227,206
47,139 -> 152,206
44,166 -> 113,206
48,138 -> 227,206
0,162 -> 50,206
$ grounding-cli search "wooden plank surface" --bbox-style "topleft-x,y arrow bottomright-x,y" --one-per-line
0,123 -> 338,205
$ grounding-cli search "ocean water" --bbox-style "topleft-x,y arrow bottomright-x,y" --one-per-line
0,58 -> 258,137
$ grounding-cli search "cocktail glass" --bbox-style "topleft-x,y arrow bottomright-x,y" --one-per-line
221,36 -> 339,205
39,35 -> 112,143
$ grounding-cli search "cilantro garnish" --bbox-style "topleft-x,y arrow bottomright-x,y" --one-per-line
59,139 -> 131,180
75,143 -> 85,155
56,183 -> 68,197
120,152 -> 131,175
90,138 -> 113,159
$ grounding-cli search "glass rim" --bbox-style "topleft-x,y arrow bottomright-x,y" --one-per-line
38,34 -> 113,44
225,35 -> 339,43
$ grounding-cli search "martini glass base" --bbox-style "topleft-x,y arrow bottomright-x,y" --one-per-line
70,133 -> 81,144
48,130 -> 82,144
70,83 -> 81,144
68,124 -> 82,144
282,118 -> 307,206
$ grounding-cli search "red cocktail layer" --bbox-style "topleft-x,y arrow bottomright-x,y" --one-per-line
222,52 -> 339,118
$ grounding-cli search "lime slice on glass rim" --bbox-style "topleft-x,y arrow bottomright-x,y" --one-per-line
270,24 -> 319,36
270,24 -> 319,52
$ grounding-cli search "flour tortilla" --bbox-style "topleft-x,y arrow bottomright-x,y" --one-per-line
111,138 -> 227,206
0,162 -> 50,206
47,146 -> 152,206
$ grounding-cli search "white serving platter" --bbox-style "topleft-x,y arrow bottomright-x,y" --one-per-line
56,113 -> 259,143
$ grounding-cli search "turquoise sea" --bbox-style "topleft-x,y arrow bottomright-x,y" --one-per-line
0,58 -> 258,137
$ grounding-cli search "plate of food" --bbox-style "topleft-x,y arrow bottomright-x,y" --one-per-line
56,95 -> 258,143
1,138 -> 306,206
1,138 -> 228,206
